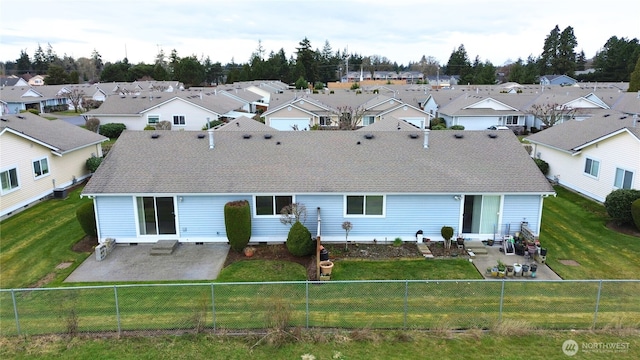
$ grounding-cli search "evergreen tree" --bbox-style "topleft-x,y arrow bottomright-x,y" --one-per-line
295,37 -> 318,84
593,36 -> 640,81
445,44 -> 472,83
33,44 -> 47,74
629,56 -> 640,92
16,50 -> 31,74
44,64 -> 67,85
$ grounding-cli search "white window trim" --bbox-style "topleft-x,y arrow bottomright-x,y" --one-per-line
583,157 -> 600,179
613,167 -> 634,189
253,195 -> 295,217
32,156 -> 50,180
0,166 -> 20,195
343,194 -> 386,218
172,114 -> 186,126
147,114 -> 160,125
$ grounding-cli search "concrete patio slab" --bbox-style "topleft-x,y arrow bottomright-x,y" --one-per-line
65,243 -> 230,283
468,242 -> 562,280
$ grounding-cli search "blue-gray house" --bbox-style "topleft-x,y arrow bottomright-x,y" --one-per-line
81,118 -> 554,245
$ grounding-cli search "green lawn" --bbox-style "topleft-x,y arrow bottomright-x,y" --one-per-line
0,186 -> 93,289
540,186 -> 640,279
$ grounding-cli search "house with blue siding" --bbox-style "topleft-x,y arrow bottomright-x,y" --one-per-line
81,118 -> 554,245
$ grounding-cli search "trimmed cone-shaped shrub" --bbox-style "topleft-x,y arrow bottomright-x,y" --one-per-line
224,200 -> 251,252
604,189 -> 640,225
534,158 -> 550,175
286,221 -> 314,256
76,202 -> 97,238
441,226 -> 454,241
631,198 -> 640,231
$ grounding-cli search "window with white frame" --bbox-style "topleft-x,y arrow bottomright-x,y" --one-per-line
345,195 -> 384,216
319,116 -> 331,126
147,114 -> 160,124
32,157 -> 49,178
173,115 -> 186,126
584,158 -> 600,177
614,168 -> 634,189
1,167 -> 19,193
255,195 -> 293,216
505,115 -> 519,125
363,115 -> 375,126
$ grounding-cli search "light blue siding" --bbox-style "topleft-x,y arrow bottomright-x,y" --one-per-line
96,196 -> 136,238
502,195 -> 542,234
177,195 -> 251,238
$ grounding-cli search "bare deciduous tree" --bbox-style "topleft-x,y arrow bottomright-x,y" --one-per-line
64,88 -> 85,113
527,103 -> 577,128
336,105 -> 366,130
279,203 -> 307,226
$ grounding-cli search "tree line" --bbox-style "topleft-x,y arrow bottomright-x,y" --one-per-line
1,26 -> 639,89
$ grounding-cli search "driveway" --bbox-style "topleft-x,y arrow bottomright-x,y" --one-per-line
65,243 -> 230,283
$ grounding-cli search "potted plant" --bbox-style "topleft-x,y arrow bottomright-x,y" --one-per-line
497,260 -> 506,278
506,264 -> 514,276
487,238 -> 495,246
243,246 -> 256,257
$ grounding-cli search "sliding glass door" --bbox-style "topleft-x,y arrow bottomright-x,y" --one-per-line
136,196 -> 176,235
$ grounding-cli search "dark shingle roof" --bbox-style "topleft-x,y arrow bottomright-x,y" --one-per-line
0,113 -> 107,153
83,129 -> 553,195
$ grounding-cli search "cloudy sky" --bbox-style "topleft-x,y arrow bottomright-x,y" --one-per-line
1,0 -> 637,68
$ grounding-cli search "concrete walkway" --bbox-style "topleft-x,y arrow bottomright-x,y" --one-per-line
467,241 -> 562,280
65,243 -> 230,283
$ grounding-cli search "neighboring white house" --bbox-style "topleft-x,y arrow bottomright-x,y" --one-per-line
526,111 -> 640,202
0,112 -> 108,218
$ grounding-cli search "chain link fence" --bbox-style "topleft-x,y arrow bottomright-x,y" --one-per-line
1,280 -> 638,336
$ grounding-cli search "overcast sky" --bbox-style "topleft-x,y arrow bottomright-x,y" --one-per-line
1,0 -> 638,69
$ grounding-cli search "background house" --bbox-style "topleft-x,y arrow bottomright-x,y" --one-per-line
526,112 -> 640,202
1,112 -> 107,218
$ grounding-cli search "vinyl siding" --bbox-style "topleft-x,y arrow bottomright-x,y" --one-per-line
95,196 -> 137,239
502,195 -> 542,234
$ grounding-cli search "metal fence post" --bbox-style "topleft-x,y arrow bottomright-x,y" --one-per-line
593,279 -> 603,328
404,281 -> 409,330
305,281 -> 310,329
499,280 -> 505,322
113,285 -> 121,336
211,283 -> 216,331
11,289 -> 20,336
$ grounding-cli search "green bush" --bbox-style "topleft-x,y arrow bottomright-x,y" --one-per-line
350,82 -> 360,90
86,156 -> 102,173
534,158 -> 550,175
286,221 -> 314,256
26,108 -> 40,115
441,226 -> 454,241
99,123 -> 126,138
76,202 -> 97,238
604,189 -> 640,225
449,125 -> 465,130
224,200 -> 252,252
202,120 -> 223,130
431,124 -> 446,130
430,117 -> 446,128
143,125 -> 156,130
631,198 -> 640,231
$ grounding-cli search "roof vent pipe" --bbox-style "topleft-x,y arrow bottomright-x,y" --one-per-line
208,129 -> 214,149
423,129 -> 430,149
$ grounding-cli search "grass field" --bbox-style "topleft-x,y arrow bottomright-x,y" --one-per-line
1,330 -> 638,359
539,186 -> 640,279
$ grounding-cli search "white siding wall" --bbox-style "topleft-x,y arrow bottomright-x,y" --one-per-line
98,100 -> 219,131
535,131 -> 640,202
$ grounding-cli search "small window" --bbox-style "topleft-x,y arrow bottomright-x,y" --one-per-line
148,115 -> 160,124
346,195 -> 384,216
33,157 -> 49,178
505,115 -> 519,125
614,168 -> 634,189
363,116 -> 375,126
255,195 -> 293,216
0,168 -> 19,193
319,116 -> 331,126
584,158 -> 599,177
173,115 -> 185,125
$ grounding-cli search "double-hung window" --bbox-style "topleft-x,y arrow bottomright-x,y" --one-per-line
0,167 -> 19,193
173,115 -> 186,126
33,157 -> 49,178
363,116 -> 375,126
614,168 -> 634,189
147,114 -> 160,125
255,195 -> 293,216
345,195 -> 384,216
584,158 -> 600,177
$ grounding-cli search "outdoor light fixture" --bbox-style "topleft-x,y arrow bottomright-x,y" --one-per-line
454,195 -> 462,200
